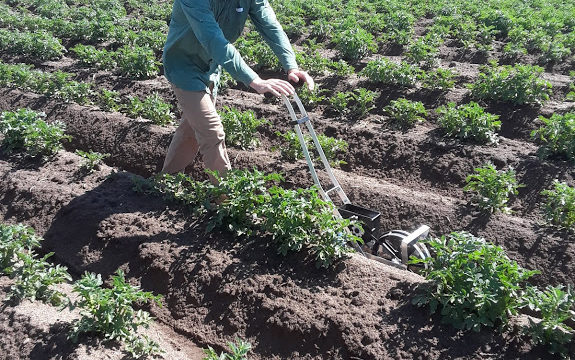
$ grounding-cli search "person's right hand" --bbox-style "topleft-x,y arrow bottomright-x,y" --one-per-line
249,77 -> 295,97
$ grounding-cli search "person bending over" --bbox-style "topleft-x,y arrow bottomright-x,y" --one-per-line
161,0 -> 314,180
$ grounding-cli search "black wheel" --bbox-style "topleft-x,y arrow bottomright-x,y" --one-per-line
377,230 -> 430,272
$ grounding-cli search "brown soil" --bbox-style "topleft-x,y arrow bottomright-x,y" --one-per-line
0,150 -> 559,359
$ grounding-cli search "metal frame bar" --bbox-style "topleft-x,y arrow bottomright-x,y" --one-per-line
281,94 -> 350,205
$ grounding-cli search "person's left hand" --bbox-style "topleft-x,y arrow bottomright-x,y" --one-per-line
287,69 -> 315,91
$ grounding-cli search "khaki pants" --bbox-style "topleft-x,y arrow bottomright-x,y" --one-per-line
161,86 -> 231,180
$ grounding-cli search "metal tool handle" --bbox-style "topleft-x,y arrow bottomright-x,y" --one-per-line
281,94 -> 350,205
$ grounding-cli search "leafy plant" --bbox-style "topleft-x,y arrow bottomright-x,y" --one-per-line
385,98 -> 427,129
437,102 -> 501,144
404,34 -> 442,69
8,251 -> 71,306
411,232 -> 538,331
116,45 -> 159,80
566,72 -> 575,101
296,85 -> 325,110
275,130 -> 348,167
333,27 -> 377,61
0,28 -> 65,61
469,61 -> 552,105
126,93 -> 175,125
0,223 -> 41,272
329,88 -> 376,118
522,285 -> 575,357
70,270 -> 163,358
203,338 -> 251,360
540,180 -> 575,230
361,59 -> 421,87
0,62 -> 92,104
219,107 -> 267,149
0,108 -> 70,157
531,112 -> 575,161
96,89 -> 122,112
147,169 -> 361,268
70,44 -> 116,70
260,186 -> 357,266
464,163 -> 522,214
76,150 -> 109,173
420,68 -> 456,91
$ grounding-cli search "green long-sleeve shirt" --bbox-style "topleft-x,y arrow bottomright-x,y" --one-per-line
163,0 -> 298,93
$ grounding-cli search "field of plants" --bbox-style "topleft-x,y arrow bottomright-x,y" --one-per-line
0,0 -> 574,358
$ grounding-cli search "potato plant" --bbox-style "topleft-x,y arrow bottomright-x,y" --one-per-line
420,68 -> 456,92
333,27 -> 377,61
437,102 -> 501,144
469,62 -> 552,105
361,59 -> 421,87
147,169 -> 361,268
0,108 -> 70,157
0,28 -> 65,61
385,98 -> 427,129
203,338 -> 251,360
70,44 -> 116,70
116,45 -> 159,80
0,223 -> 41,273
0,62 -> 92,104
540,180 -> 575,231
329,88 -> 377,119
219,107 -> 268,149
70,270 -> 163,358
412,232 -> 538,331
275,130 -> 348,167
76,150 -> 109,173
8,251 -> 71,306
464,164 -> 522,214
126,93 -> 175,125
522,285 -> 575,357
531,112 -> 575,161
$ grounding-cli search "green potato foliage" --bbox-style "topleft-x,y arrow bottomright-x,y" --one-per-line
0,223 -> 41,273
328,88 -> 377,119
385,98 -> 427,129
540,180 -> 575,231
469,61 -> 552,105
0,108 -> 70,157
145,169 -> 361,268
75,150 -> 110,173
522,285 -> 575,358
333,27 -> 377,61
70,270 -> 163,358
411,232 -> 538,332
361,59 -> 421,88
126,93 -> 175,126
437,102 -> 501,144
464,163 -> 522,214
275,130 -> 348,167
531,112 -> 575,161
8,251 -> 71,306
203,338 -> 251,360
219,107 -> 268,149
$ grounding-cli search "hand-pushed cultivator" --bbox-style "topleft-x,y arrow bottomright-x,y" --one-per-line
282,94 -> 430,271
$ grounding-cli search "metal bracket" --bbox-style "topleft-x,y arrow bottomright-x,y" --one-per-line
400,225 -> 430,264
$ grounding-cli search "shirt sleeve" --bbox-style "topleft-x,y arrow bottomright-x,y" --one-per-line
249,0 -> 298,72
179,0 -> 258,85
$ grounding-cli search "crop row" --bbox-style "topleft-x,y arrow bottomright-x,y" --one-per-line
273,0 -> 575,65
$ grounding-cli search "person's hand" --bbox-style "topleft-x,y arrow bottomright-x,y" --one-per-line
249,77 -> 295,97
287,69 -> 315,90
